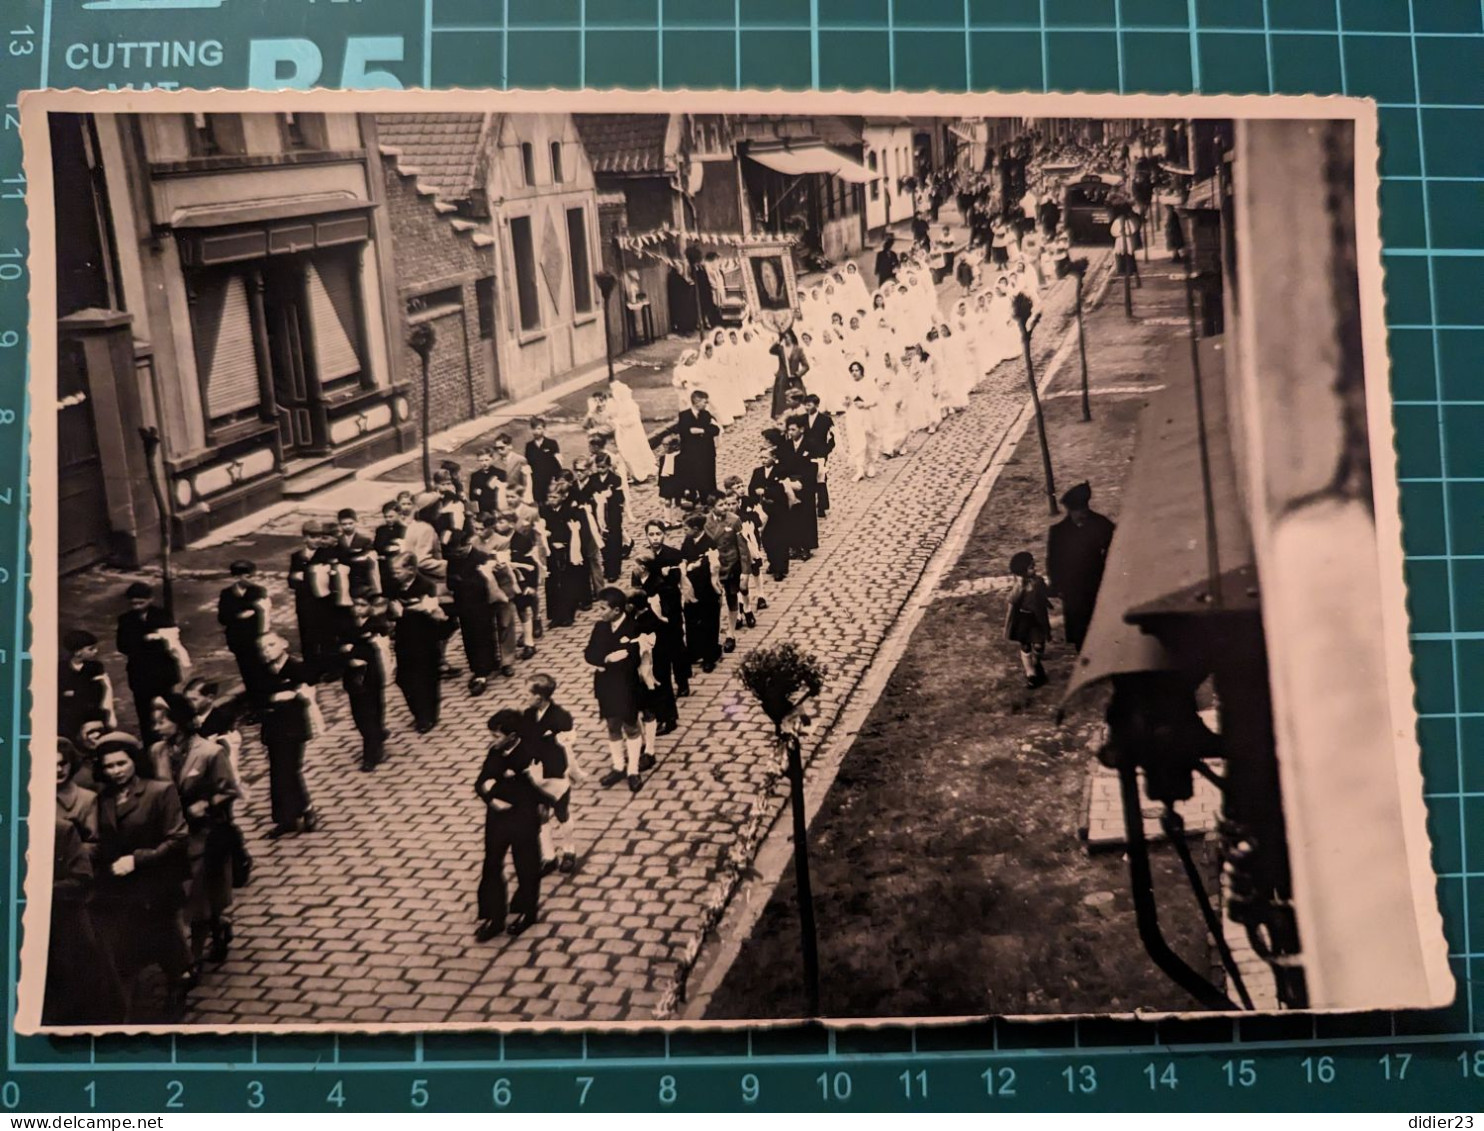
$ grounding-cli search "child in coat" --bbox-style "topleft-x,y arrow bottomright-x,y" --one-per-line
1005,550 -> 1052,689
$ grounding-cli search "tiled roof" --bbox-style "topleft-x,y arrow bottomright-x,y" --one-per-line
572,114 -> 671,176
375,113 -> 486,203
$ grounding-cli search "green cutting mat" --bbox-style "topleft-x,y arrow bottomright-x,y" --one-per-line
1,0 -> 1481,1112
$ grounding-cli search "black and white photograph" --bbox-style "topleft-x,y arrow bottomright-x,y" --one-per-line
18,89 -> 1450,1032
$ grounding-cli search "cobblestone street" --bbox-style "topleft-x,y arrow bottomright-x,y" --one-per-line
176,249 -> 1113,1026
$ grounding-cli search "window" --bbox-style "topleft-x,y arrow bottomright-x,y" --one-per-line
476,275 -> 496,340
191,271 -> 263,428
510,216 -> 541,332
521,142 -> 536,187
406,286 -> 461,320
868,151 -> 880,201
305,253 -> 365,394
550,140 -> 564,183
186,112 -> 245,158
824,176 -> 835,220
566,207 -> 593,315
279,112 -> 325,151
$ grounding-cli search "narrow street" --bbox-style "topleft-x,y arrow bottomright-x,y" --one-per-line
103,245 -> 1112,1026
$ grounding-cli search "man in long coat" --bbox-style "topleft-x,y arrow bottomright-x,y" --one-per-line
1045,481 -> 1117,652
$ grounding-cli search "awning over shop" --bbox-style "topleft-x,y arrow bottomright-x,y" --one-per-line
172,198 -> 377,268
1063,333 -> 1257,708
171,195 -> 374,229
747,142 -> 875,184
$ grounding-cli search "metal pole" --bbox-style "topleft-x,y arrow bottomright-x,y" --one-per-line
138,426 -> 174,619
1015,302 -> 1058,516
420,348 -> 432,491
601,291 -> 616,381
784,729 -> 821,1017
1183,262 -> 1223,608
1075,270 -> 1091,422
409,322 -> 436,491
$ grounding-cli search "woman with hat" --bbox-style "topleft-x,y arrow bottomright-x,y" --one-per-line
149,692 -> 239,969
90,731 -> 193,1018
45,738 -> 127,1026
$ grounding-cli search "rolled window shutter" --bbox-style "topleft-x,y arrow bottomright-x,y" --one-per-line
307,258 -> 362,382
203,274 -> 261,419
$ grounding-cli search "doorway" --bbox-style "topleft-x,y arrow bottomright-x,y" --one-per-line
261,258 -> 328,458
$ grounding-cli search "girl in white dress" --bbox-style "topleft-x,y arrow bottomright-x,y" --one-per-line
877,351 -> 910,457
985,278 -> 1022,368
812,329 -> 850,414
952,299 -> 982,391
608,378 -> 658,484
674,348 -> 703,412
707,331 -> 745,423
740,325 -> 772,401
841,261 -> 872,312
842,358 -> 881,480
937,321 -> 973,413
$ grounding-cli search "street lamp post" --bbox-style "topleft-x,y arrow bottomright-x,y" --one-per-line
409,322 -> 436,491
739,642 -> 826,1017
1013,292 -> 1058,516
595,270 -> 618,382
1071,256 -> 1092,422
137,426 -> 175,619
782,715 -> 820,1017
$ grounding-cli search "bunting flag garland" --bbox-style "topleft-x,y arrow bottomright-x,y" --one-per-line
615,226 -> 800,272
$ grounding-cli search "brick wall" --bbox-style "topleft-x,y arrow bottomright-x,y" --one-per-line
382,158 -> 495,433
403,307 -> 475,436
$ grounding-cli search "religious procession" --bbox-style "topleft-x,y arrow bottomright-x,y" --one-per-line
43,107 -> 1274,1028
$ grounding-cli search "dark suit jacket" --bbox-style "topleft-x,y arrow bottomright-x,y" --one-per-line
524,701 -> 574,743
218,583 -> 269,654
802,410 -> 836,456
524,438 -> 563,500
115,606 -> 179,690
469,467 -> 506,516
336,532 -> 379,594
94,776 -> 188,909
257,658 -> 313,747
340,620 -> 390,696
474,738 -> 545,830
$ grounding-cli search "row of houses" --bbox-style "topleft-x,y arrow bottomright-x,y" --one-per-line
49,111 -> 996,570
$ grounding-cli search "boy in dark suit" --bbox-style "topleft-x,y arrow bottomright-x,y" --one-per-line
59,629 -> 114,744
287,520 -> 338,682
340,591 -> 392,772
675,390 -> 721,501
372,499 -> 406,594
255,632 -> 320,838
115,581 -> 180,747
801,394 -> 836,519
524,417 -> 563,505
524,673 -> 582,875
474,708 -> 547,940
468,446 -> 505,517
217,559 -> 270,704
335,508 -> 381,598
586,587 -> 648,793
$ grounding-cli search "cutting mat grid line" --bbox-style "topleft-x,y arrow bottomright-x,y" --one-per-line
0,0 -> 1480,1110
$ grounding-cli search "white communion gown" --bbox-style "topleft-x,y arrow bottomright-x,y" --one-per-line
608,379 -> 657,483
